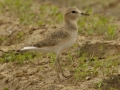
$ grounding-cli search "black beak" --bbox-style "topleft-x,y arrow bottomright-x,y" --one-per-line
81,13 -> 89,16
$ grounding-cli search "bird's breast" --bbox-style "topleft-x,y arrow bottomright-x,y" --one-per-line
52,30 -> 78,53
60,31 -> 77,50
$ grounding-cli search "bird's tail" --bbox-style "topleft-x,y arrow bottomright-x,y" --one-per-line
21,46 -> 53,53
21,46 -> 38,51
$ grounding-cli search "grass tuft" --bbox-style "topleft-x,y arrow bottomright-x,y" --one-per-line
78,10 -> 118,39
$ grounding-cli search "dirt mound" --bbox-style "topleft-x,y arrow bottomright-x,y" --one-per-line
79,40 -> 120,58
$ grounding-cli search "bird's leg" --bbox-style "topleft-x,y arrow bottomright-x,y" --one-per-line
57,55 -> 67,78
55,55 -> 60,80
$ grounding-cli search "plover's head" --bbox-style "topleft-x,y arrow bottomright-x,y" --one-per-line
64,7 -> 89,21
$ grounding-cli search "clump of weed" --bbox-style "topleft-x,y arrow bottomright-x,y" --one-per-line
110,88 -> 118,90
78,9 -> 118,40
16,32 -> 25,39
94,75 -> 120,90
70,52 -> 120,82
3,88 -> 9,90
38,4 -> 63,26
94,80 -> 105,90
0,36 -> 6,44
47,53 -> 56,67
0,51 -> 37,64
0,0 -> 62,26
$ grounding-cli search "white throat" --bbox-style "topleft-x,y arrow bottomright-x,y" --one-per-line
64,18 -> 78,30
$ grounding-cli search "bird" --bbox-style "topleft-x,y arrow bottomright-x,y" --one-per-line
21,7 -> 89,80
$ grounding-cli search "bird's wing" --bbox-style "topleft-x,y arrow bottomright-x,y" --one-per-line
33,28 -> 70,48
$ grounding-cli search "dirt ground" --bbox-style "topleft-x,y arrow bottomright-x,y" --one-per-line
0,0 -> 120,90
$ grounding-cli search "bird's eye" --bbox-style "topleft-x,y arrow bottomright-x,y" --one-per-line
71,11 -> 76,13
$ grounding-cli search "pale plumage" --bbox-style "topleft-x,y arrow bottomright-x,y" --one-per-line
21,7 -> 89,80
34,28 -> 71,48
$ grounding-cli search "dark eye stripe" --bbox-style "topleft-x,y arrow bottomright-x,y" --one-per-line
71,11 -> 76,13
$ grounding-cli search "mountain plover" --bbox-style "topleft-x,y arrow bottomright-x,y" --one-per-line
21,7 -> 89,80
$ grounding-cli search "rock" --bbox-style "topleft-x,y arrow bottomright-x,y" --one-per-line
86,76 -> 91,80
0,50 -> 3,56
0,73 -> 5,79
15,70 -> 24,77
27,68 -> 38,75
